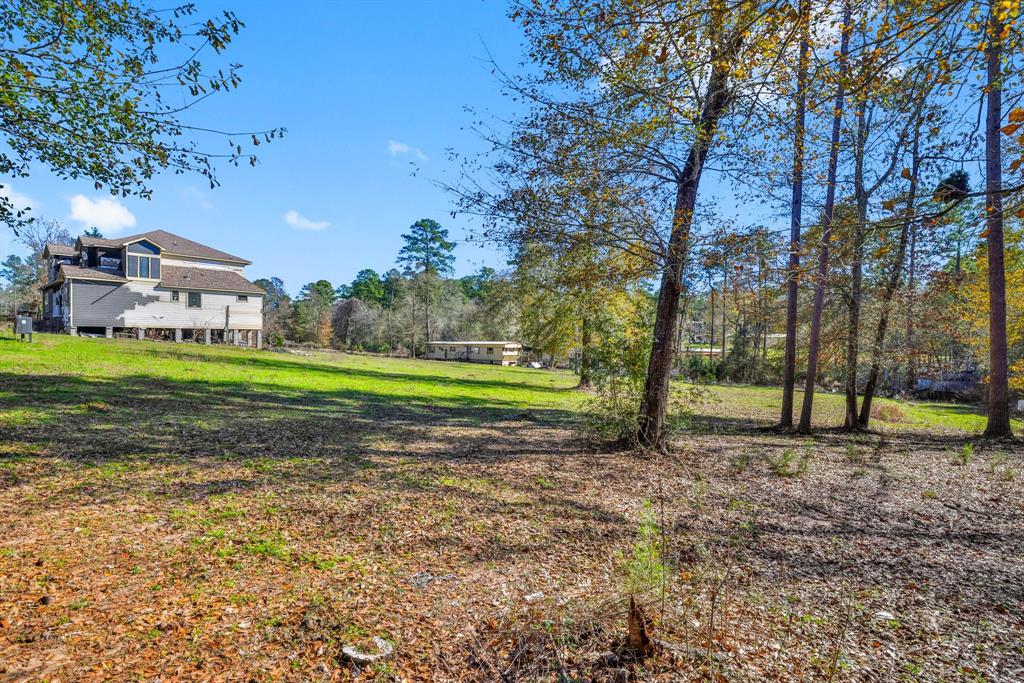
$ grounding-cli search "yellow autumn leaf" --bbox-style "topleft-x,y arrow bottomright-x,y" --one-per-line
1010,108 -> 1024,124
900,167 -> 913,180
882,198 -> 897,211
1001,123 -> 1022,136
980,228 -> 991,238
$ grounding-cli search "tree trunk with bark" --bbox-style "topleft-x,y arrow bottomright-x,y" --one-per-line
983,1 -> 1013,439
844,95 -> 870,431
905,209 -> 917,392
780,0 -> 811,429
860,123 -> 921,426
798,0 -> 853,433
637,59 -> 734,450
423,279 -> 432,346
720,268 -> 729,368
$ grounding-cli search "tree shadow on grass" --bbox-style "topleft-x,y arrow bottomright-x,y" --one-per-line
0,370 -> 582,503
0,365 -> 623,575
131,345 -> 580,396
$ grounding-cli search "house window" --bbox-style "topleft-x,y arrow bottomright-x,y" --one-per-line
237,295 -> 248,303
487,347 -> 494,355
187,292 -> 202,309
129,255 -> 160,279
171,291 -> 179,302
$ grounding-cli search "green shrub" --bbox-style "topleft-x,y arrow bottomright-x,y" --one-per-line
580,296 -> 662,448
769,447 -> 810,477
952,443 -> 974,467
730,451 -> 752,474
845,440 -> 863,464
620,501 -> 670,598
683,354 -> 719,382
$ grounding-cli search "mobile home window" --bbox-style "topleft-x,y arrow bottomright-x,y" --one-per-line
171,291 -> 179,302
487,347 -> 494,355
187,292 -> 202,309
237,295 -> 248,302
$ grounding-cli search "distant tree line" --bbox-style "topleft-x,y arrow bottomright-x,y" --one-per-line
255,219 -> 519,356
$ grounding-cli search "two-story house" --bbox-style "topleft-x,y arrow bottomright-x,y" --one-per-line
41,229 -> 264,347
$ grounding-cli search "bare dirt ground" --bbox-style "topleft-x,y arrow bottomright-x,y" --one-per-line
2,358 -> 1023,681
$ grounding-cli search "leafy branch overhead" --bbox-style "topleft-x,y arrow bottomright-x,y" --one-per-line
0,0 -> 285,231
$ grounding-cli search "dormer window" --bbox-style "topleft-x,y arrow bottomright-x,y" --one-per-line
126,239 -> 161,279
127,254 -> 160,279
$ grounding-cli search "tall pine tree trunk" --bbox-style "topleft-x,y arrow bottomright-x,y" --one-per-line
637,58 -> 735,450
798,0 -> 853,433
780,0 -> 811,428
410,297 -> 418,358
709,286 -> 716,360
982,1 -> 1013,438
860,121 -> 921,427
423,280 -> 431,346
387,307 -> 393,356
720,268 -> 729,367
844,93 -> 869,431
905,210 -> 917,392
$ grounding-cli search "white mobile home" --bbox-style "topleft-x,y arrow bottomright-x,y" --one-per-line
425,341 -> 522,366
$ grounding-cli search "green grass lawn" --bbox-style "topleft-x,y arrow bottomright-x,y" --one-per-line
0,332 -> 1013,439
687,381 -> 1024,434
0,332 -> 582,439
0,332 -> 579,407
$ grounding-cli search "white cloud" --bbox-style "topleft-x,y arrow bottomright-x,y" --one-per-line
283,209 -> 330,231
183,185 -> 213,210
0,184 -> 36,214
68,194 -> 136,234
387,139 -> 427,162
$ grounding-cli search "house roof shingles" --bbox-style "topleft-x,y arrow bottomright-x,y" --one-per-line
78,229 -> 251,265
133,229 -> 250,264
78,236 -> 123,249
43,243 -> 76,257
160,265 -> 264,295
58,265 -> 128,283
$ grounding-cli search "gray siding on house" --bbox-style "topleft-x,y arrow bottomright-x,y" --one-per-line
69,279 -> 262,329
71,281 -> 160,327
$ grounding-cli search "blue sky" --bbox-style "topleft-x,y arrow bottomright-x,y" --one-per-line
1,1 -> 525,295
